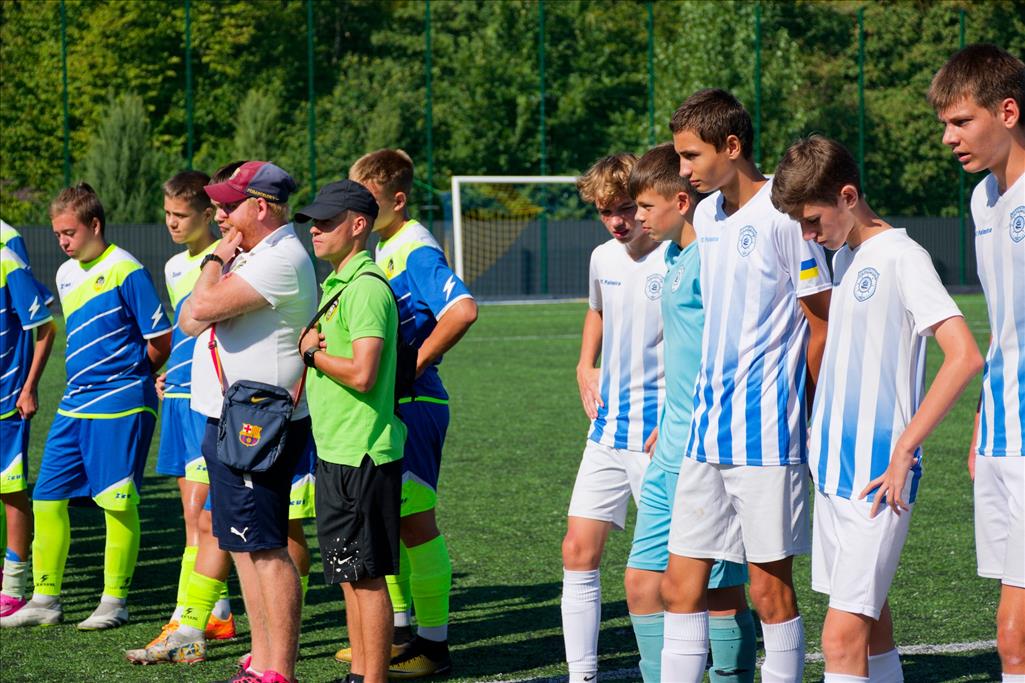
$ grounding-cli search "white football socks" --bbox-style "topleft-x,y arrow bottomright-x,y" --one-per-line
661,610 -> 709,683
824,674 -> 869,682
761,616 -> 805,682
868,648 -> 904,682
562,568 -> 601,681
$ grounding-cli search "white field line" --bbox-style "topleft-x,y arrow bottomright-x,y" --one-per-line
490,640 -> 997,683
464,334 -> 578,343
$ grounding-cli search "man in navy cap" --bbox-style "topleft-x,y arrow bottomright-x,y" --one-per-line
174,161 -> 318,683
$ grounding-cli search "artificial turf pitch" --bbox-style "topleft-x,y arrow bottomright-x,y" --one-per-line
0,295 -> 1002,681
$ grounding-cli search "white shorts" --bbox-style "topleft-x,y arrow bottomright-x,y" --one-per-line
567,440 -> 648,530
974,456 -> 1025,588
667,458 -> 809,564
811,489 -> 912,619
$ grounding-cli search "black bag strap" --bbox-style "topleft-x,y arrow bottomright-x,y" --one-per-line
299,269 -> 398,343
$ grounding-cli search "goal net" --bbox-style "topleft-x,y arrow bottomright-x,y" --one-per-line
452,175 -> 610,301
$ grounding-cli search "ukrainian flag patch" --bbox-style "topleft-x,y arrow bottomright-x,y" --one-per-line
799,258 -> 820,281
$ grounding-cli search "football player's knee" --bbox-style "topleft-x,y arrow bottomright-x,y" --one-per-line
997,616 -> 1025,665
821,623 -> 867,665
561,531 -> 601,568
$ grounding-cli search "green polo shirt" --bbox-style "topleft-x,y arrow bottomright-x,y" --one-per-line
306,251 -> 405,467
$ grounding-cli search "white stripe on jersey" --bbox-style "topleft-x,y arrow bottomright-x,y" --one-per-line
685,179 -> 831,467
810,229 -> 962,502
972,173 -> 1025,457
586,239 -> 666,452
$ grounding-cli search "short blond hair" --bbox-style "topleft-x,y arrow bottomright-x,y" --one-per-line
577,153 -> 637,206
349,149 -> 414,196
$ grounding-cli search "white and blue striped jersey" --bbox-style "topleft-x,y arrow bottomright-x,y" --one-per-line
55,244 -> 171,419
2,220 -> 54,305
587,239 -> 667,452
685,180 -> 831,466
972,172 -> 1025,458
810,229 -> 962,502
1,247 -> 53,419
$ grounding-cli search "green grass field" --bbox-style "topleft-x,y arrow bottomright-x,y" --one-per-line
0,295 -> 1003,682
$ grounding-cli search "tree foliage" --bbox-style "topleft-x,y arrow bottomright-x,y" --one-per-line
2,0 -> 1023,223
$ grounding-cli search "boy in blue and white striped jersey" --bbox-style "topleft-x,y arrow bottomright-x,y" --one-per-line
930,44 -> 1025,683
772,135 -> 982,683
561,153 -> 666,683
660,89 -> 832,683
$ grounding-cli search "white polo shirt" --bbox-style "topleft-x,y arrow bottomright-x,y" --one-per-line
190,223 -> 318,420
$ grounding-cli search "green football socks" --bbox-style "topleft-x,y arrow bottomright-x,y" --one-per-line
31,499 -> 70,597
176,545 -> 198,608
102,506 -> 140,599
709,610 -> 757,683
386,542 -> 412,615
179,571 -> 223,631
300,573 -> 309,605
408,534 -> 452,637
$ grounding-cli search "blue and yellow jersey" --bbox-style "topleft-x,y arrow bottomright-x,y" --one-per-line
1,247 -> 54,419
1,220 -> 54,305
374,220 -> 473,400
162,241 -> 218,398
55,244 -> 171,419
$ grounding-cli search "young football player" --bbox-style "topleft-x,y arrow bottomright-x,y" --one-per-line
930,44 -> 1025,683
661,89 -> 831,683
561,152 -> 665,683
772,134 -> 983,682
626,143 -> 755,683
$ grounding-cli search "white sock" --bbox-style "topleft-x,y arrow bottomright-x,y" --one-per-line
100,594 -> 126,607
562,568 -> 601,678
1,559 -> 28,598
170,606 -> 184,622
394,608 -> 411,628
868,648 -> 903,682
1003,675 -> 1025,683
661,610 -> 709,683
30,593 -> 58,606
761,616 -> 805,683
177,623 -> 204,639
824,674 -> 870,682
212,598 -> 231,620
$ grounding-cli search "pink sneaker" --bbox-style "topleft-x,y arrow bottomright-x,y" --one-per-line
261,671 -> 295,683
0,593 -> 28,618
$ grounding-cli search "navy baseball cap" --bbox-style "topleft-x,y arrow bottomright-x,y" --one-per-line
204,161 -> 297,204
293,180 -> 379,223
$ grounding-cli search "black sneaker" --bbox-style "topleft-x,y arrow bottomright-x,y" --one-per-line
387,637 -> 452,679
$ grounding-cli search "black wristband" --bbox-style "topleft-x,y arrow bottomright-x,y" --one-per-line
303,347 -> 319,368
201,253 -> 225,269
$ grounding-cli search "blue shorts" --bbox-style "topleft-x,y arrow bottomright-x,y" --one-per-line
1,416 -> 30,494
628,460 -> 747,589
202,430 -> 316,519
33,412 -> 156,510
206,417 -> 310,552
156,396 -> 207,480
397,399 -> 449,517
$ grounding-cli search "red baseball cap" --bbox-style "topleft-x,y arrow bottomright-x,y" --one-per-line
204,161 -> 297,204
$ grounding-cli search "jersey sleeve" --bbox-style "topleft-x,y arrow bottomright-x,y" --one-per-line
120,267 -> 172,339
587,246 -> 602,311
342,275 -> 392,341
896,245 -> 963,337
774,215 -> 831,297
404,246 -> 472,319
234,248 -> 302,309
6,267 -> 53,330
5,234 -> 55,305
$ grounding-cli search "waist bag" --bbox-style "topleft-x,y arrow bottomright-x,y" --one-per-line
209,325 -> 305,473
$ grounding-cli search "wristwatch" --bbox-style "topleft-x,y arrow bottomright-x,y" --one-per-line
201,253 -> 225,269
302,347 -> 319,368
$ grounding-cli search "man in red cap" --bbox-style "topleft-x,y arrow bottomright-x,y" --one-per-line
176,161 -> 317,683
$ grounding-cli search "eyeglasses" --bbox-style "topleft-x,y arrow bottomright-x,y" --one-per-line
216,198 -> 250,215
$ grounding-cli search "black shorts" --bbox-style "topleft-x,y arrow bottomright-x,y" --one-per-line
206,416 -> 311,552
315,455 -> 402,584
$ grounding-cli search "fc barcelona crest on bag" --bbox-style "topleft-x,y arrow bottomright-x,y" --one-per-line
239,423 -> 263,447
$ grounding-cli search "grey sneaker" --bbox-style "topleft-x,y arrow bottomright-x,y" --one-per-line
77,600 -> 129,630
125,628 -> 206,664
0,598 -> 63,628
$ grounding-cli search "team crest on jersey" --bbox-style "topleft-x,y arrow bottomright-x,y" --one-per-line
671,268 -> 684,292
645,274 -> 663,301
737,225 -> 757,257
239,423 -> 262,447
1010,206 -> 1025,244
93,275 -> 106,291
324,298 -> 340,322
853,267 -> 879,302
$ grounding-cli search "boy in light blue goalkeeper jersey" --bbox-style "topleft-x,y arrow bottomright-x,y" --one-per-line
930,44 -> 1025,683
661,89 -> 832,683
0,245 -> 55,618
772,135 -> 982,683
0,184 -> 171,631
625,144 -> 754,683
